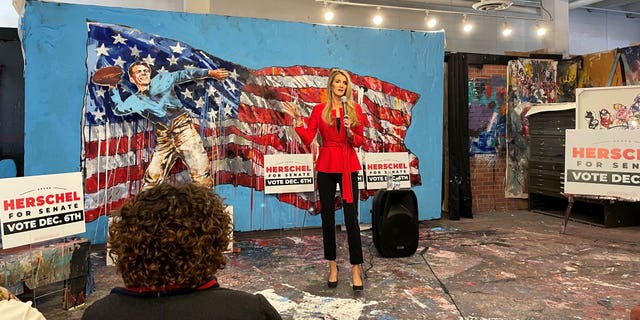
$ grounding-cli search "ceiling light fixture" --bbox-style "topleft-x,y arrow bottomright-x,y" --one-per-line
535,22 -> 546,37
314,0 -> 548,22
462,14 -> 473,33
501,21 -> 512,37
373,6 -> 383,25
323,1 -> 334,22
424,10 -> 437,29
323,9 -> 335,22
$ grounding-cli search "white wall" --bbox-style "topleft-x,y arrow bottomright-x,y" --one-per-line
0,0 -> 19,27
0,0 -> 182,28
207,0 -> 543,55
2,0 -> 640,55
569,8 -> 640,55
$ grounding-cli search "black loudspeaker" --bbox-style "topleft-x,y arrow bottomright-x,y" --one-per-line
371,189 -> 419,258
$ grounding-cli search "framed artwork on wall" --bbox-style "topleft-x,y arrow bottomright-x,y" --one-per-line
575,85 -> 640,130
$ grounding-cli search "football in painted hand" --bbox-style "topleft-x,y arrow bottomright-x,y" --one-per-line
92,66 -> 124,87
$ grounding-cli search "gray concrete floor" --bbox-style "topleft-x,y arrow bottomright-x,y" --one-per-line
35,210 -> 640,319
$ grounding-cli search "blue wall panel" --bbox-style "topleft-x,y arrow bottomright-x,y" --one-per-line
20,1 -> 444,243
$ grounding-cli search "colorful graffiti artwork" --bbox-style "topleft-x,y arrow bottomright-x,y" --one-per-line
468,76 -> 507,155
505,59 -> 558,198
576,85 -> 640,130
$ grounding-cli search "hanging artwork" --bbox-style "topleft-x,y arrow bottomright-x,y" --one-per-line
575,85 -> 640,130
557,59 -> 579,102
620,45 -> 640,85
468,74 -> 507,155
505,59 -> 558,198
577,49 -> 623,88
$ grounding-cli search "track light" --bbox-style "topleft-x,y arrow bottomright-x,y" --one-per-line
373,6 -> 383,25
314,1 -> 549,36
324,9 -> 334,21
501,21 -> 512,37
462,14 -> 473,33
424,10 -> 437,29
535,22 -> 546,37
322,1 -> 334,22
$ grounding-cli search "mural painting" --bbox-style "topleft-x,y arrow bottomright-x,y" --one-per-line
83,22 -> 423,223
21,1 -> 445,242
506,59 -> 558,198
468,75 -> 507,155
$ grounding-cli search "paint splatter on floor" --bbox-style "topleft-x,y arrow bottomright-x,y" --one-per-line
257,284 -> 377,319
36,210 -> 640,320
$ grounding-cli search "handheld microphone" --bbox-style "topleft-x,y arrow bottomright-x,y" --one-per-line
341,96 -> 348,118
340,96 -> 351,137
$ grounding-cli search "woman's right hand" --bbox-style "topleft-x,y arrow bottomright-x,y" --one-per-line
281,101 -> 300,118
282,102 -> 306,127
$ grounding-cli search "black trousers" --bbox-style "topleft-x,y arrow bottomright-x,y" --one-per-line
317,171 -> 363,265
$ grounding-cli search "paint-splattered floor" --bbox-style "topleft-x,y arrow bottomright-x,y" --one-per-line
35,210 -> 640,319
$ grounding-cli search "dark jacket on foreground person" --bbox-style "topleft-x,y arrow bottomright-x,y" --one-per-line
82,281 -> 281,319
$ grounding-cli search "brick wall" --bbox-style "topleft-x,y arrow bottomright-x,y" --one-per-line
468,64 -> 508,78
470,154 -> 524,212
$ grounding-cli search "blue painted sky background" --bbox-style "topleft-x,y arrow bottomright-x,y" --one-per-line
20,1 -> 444,243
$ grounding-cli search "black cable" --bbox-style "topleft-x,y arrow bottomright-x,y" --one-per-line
363,235 -> 375,279
365,230 -> 465,318
419,246 -> 466,320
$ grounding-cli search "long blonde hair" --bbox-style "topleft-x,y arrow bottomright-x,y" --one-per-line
322,69 -> 360,127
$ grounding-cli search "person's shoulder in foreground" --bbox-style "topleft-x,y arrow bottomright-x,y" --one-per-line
0,286 -> 46,320
82,285 -> 281,320
81,182 -> 281,320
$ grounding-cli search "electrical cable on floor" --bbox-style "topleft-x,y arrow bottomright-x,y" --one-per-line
419,246 -> 466,320
362,238 -> 375,279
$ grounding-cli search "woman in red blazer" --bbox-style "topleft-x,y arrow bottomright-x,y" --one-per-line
283,69 -> 365,291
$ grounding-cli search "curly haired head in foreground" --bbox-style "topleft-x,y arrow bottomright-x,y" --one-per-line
108,183 -> 231,289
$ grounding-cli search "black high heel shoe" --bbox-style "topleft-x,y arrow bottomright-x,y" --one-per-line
352,265 -> 364,291
328,265 -> 339,288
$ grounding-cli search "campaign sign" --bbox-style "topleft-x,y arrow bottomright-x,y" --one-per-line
264,154 -> 315,194
565,129 -> 640,201
364,152 -> 411,190
0,172 -> 85,249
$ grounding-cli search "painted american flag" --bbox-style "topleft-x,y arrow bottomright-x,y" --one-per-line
83,22 -> 422,223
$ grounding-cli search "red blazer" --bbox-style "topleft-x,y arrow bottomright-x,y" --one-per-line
295,102 -> 366,202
